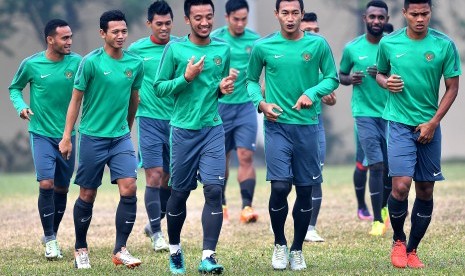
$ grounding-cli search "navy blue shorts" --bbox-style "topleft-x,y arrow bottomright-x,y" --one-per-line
30,133 -> 75,187
75,133 -> 137,188
264,121 -> 321,186
137,117 -> 170,173
356,117 -> 387,165
218,102 -> 257,153
354,123 -> 367,166
170,125 -> 225,192
317,114 -> 326,167
387,121 -> 444,182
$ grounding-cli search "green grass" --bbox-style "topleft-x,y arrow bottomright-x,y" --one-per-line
1,164 -> 465,275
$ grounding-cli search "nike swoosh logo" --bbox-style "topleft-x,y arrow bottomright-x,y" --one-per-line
57,210 -> 65,214
416,213 -> 432,218
312,175 -> 321,180
125,221 -> 135,224
104,71 -> 112,75
391,211 -> 407,218
355,187 -> 364,190
43,212 -> 54,217
300,208 -> 313,213
358,56 -> 368,60
211,211 -> 222,215
81,216 -> 92,223
312,197 -> 322,201
218,176 -> 225,180
150,217 -> 160,222
370,192 -> 380,196
143,57 -> 154,61
274,54 -> 284,59
396,53 -> 406,58
41,74 -> 52,79
433,172 -> 442,177
168,212 -> 184,217
271,206 -> 286,212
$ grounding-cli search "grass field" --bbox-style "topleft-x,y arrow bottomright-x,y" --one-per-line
1,163 -> 465,275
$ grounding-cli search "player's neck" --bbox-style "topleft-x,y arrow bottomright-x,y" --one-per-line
104,44 -> 123,59
365,33 -> 382,44
150,34 -> 169,45
280,29 -> 303,41
406,28 -> 427,40
45,49 -> 64,62
188,34 -> 211,46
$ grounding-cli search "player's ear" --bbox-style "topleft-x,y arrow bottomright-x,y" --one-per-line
46,35 -> 54,45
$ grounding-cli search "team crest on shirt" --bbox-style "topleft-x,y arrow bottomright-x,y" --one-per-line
245,46 -> 252,54
64,70 -> 74,79
213,56 -> 222,66
424,51 -> 435,62
124,68 -> 133,78
302,51 -> 312,62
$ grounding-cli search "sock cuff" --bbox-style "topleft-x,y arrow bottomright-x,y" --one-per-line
120,195 -> 137,204
239,178 -> 256,185
76,197 -> 94,209
39,188 -> 54,195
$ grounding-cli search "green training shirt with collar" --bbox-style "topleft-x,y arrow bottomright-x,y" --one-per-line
377,28 -> 462,126
129,35 -> 176,120
340,34 -> 388,118
9,51 -> 81,138
74,47 -> 144,137
211,26 -> 260,104
247,31 -> 339,125
153,35 -> 230,130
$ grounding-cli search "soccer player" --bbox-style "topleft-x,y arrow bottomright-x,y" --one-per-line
59,10 -> 144,269
247,0 -> 338,270
353,127 -> 373,221
128,0 -> 174,253
300,11 -> 337,243
153,0 -> 236,274
339,0 -> 391,236
376,0 -> 461,268
211,0 -> 260,224
9,19 -> 81,261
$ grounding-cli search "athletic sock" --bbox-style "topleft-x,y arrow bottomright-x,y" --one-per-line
53,191 -> 67,235
160,187 -> 171,220
221,177 -> 228,206
169,243 -> 181,255
202,185 -> 223,250
309,184 -> 322,227
145,186 -> 161,233
353,164 -> 368,209
290,186 -> 313,251
166,190 -> 190,245
74,197 -> 93,250
269,181 -> 291,246
382,169 -> 392,208
240,178 -> 256,208
114,196 -> 137,255
388,195 -> 408,242
407,198 -> 433,252
369,162 -> 384,222
202,250 -> 215,260
38,188 -> 55,237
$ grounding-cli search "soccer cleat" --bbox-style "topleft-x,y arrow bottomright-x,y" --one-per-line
369,221 -> 386,236
112,247 -> 142,268
152,232 -> 169,252
222,205 -> 229,225
198,254 -> 224,274
44,240 -> 60,260
407,250 -> 425,269
143,223 -> 153,238
271,244 -> 288,270
169,249 -> 186,275
304,229 -> 325,242
357,207 -> 373,221
74,248 -> 91,269
41,236 -> 63,259
391,240 -> 408,268
240,206 -> 259,223
289,250 -> 307,271
381,206 -> 390,228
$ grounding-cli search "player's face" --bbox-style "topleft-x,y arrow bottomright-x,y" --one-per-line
403,3 -> 431,38
226,8 -> 248,36
300,21 -> 319,33
49,26 -> 73,55
185,4 -> 214,42
148,14 -> 172,44
275,0 -> 303,38
101,20 -> 128,49
364,6 -> 388,37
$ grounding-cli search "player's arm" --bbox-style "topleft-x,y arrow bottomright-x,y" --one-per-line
375,40 -> 403,92
9,60 -> 33,120
59,89 -> 83,160
219,52 -> 236,96
127,89 -> 139,130
338,46 -> 364,86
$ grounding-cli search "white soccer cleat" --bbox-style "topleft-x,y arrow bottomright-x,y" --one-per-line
304,229 -> 325,242
272,244 -> 288,270
152,232 -> 169,252
112,247 -> 141,268
44,240 -> 59,260
289,250 -> 307,271
74,248 -> 91,269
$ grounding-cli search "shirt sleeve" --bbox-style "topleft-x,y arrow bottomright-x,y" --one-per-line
443,40 -> 462,79
246,45 -> 265,109
376,39 -> 390,74
132,60 -> 144,90
9,59 -> 31,115
74,57 -> 93,92
339,45 -> 353,74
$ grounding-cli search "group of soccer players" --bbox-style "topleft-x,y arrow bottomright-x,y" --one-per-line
8,0 -> 461,273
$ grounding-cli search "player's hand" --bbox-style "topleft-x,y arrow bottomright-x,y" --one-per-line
259,101 -> 283,122
58,137 -> 73,160
415,121 -> 438,144
386,74 -> 404,93
220,75 -> 236,94
20,108 -> 34,121
184,55 -> 206,82
322,92 -> 337,106
229,68 -> 239,82
351,71 -> 365,85
366,65 -> 378,78
292,95 -> 313,111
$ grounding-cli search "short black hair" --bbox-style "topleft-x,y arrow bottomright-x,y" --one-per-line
404,0 -> 431,9
302,12 -> 317,22
44,19 -> 69,43
383,23 -> 394,33
366,0 -> 388,13
275,0 -> 304,12
184,0 -> 215,17
225,0 -> 249,15
148,0 -> 173,22
100,10 -> 126,33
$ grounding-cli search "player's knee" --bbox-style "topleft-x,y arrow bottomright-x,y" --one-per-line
79,188 -> 97,203
295,185 -> 313,198
204,185 -> 222,205
271,181 -> 291,197
39,179 -> 54,190
369,162 -> 384,171
415,182 -> 434,200
171,189 -> 190,202
237,149 -> 254,166
146,167 -> 163,187
54,186 -> 69,194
